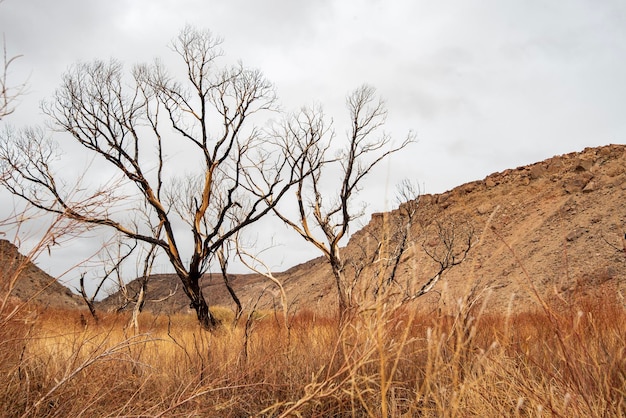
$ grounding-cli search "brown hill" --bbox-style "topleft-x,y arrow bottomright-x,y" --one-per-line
101,144 -> 626,316
0,239 -> 83,309
353,143 -> 626,314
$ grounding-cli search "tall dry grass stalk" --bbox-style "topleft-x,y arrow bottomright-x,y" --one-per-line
0,292 -> 623,417
1,207 -> 624,416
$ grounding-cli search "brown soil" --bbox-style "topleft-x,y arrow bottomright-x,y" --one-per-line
0,239 -> 83,309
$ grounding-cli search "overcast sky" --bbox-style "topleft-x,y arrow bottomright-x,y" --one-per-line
2,1 -> 626,288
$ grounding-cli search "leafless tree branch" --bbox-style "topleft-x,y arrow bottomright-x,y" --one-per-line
0,35 -> 26,120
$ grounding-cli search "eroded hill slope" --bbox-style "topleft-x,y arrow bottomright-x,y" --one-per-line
0,239 -> 83,309
100,144 -> 626,316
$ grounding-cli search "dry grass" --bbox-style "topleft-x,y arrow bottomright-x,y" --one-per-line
0,291 -> 624,418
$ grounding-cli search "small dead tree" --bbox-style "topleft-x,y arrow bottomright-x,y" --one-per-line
78,240 -> 138,322
235,235 -> 290,331
602,230 -> 626,258
112,239 -> 169,332
0,27 -> 313,330
325,179 -> 474,308
272,86 -> 414,320
409,219 -> 474,302
364,179 -> 421,300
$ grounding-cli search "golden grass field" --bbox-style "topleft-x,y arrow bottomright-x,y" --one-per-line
1,291 -> 624,417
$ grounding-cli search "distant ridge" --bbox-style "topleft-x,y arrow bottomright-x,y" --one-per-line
9,144 -> 626,315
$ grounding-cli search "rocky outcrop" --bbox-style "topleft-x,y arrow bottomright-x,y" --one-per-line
0,240 -> 83,309
348,144 -> 626,313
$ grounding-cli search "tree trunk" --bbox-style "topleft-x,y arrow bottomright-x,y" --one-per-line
222,273 -> 243,324
131,277 -> 147,333
185,272 -> 220,330
330,264 -> 350,323
79,273 -> 99,323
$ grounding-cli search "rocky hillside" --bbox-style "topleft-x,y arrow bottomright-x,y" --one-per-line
0,239 -> 83,309
354,143 -> 626,314
100,144 -> 626,316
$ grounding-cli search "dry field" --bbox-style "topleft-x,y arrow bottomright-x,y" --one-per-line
1,291 -> 624,418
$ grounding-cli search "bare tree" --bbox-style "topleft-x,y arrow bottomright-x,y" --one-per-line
235,234 -> 290,331
363,179 -> 421,300
77,240 -> 137,322
410,219 -> 474,301
272,86 -> 414,320
350,180 -> 473,307
77,238 -> 171,332
0,27 -> 313,330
